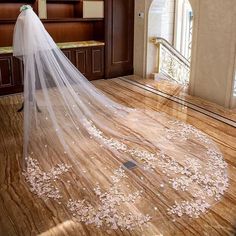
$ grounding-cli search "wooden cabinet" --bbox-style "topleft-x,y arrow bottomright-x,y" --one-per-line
0,45 -> 104,95
62,45 -> 104,80
0,0 -> 135,95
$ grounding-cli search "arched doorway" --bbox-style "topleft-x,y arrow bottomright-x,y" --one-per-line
146,0 -> 194,85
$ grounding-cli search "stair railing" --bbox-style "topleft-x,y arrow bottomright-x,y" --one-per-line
152,37 -> 190,85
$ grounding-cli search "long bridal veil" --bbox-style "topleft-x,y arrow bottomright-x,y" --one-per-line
13,6 -> 229,230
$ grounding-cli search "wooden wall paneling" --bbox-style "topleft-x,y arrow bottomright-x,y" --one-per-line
47,3 -> 76,19
104,0 -> 134,78
0,3 -> 22,19
74,1 -> 83,18
47,0 -> 79,2
93,21 -> 104,41
0,24 -> 15,47
0,3 -> 35,19
44,22 -> 94,43
0,1 -> 38,47
46,1 -> 82,18
0,0 -> 35,2
0,2 -> 38,19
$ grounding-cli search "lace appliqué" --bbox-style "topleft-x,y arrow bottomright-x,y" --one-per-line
67,168 -> 151,230
167,199 -> 210,218
84,120 -> 157,171
23,157 -> 71,201
166,120 -> 212,145
84,119 -> 229,219
24,158 -> 151,230
23,118 -> 229,226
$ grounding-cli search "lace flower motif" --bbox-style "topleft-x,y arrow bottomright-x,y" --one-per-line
167,199 -> 211,218
23,157 -> 71,201
84,119 -> 229,219
24,118 -> 229,225
67,167 -> 150,230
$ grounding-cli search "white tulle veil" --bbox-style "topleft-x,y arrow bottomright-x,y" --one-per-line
13,6 -> 229,230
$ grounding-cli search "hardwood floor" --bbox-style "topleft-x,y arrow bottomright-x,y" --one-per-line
0,76 -> 236,236
123,75 -> 236,122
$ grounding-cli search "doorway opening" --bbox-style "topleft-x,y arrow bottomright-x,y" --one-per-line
147,0 -> 193,85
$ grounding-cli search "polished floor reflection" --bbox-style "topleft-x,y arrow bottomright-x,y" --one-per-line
0,76 -> 235,236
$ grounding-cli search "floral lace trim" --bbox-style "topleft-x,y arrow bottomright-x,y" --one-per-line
23,157 -> 71,201
166,120 -> 212,145
24,159 -> 151,230
67,168 -> 151,230
84,120 -> 158,171
167,199 -> 210,218
84,119 -> 229,219
23,118 -> 229,227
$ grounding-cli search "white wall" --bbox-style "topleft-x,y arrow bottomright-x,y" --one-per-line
134,0 -> 147,77
145,0 -> 175,77
160,0 -> 175,44
231,63 -> 236,108
189,0 -> 236,108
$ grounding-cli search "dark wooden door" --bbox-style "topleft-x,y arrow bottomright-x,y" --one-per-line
105,0 -> 134,78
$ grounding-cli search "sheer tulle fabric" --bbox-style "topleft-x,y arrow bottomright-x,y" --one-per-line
13,7 -> 229,230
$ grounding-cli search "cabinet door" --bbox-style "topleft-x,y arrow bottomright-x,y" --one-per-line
14,58 -> 24,87
90,46 -> 104,80
105,0 -> 134,78
62,49 -> 72,61
0,54 -> 23,95
75,46 -> 104,80
75,48 -> 89,76
0,55 -> 13,89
